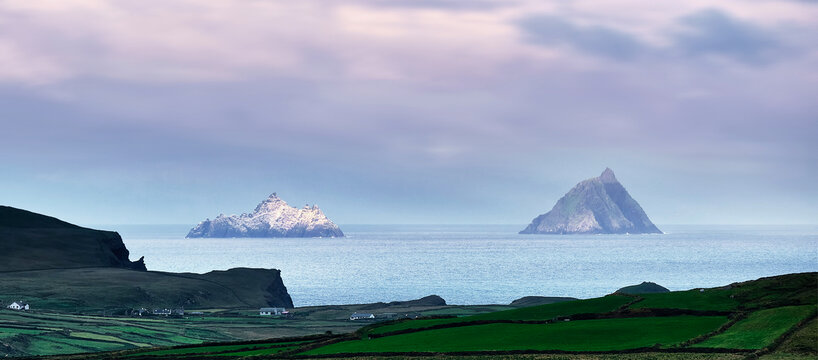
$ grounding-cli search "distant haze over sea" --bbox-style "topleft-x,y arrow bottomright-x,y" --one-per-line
95,224 -> 818,307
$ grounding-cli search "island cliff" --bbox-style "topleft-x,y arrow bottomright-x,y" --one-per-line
187,193 -> 344,238
520,168 -> 662,234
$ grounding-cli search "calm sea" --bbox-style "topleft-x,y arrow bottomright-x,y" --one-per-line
95,224 -> 818,307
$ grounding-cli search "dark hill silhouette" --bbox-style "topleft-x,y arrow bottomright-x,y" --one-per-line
0,206 -> 145,271
615,281 -> 670,295
0,206 -> 293,310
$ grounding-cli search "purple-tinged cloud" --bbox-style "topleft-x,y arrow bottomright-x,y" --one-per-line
517,15 -> 647,60
0,1 -> 816,225
672,9 -> 784,65
359,0 -> 505,10
516,8 -> 795,66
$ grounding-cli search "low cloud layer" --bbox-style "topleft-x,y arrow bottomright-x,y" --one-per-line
673,9 -> 785,64
518,15 -> 647,60
519,8 -> 791,64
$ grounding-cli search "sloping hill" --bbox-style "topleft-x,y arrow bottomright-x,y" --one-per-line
615,281 -> 670,295
0,206 -> 294,311
0,267 -> 293,311
305,272 -> 817,357
510,296 -> 578,307
0,206 -> 145,271
47,272 -> 818,359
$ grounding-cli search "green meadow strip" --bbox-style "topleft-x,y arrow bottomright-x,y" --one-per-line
631,290 -> 739,312
127,339 -> 313,357
366,295 -> 632,336
695,305 -> 816,350
212,345 -> 301,357
305,316 -> 728,355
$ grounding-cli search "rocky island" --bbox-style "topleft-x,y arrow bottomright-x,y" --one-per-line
520,168 -> 662,234
187,193 -> 344,238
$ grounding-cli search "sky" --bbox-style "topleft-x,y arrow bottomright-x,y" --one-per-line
1,0 -> 816,226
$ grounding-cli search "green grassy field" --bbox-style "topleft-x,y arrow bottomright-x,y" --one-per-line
296,273 -> 816,357
366,295 -> 632,335
127,343 -> 275,357
15,332 -> 131,356
0,297 -> 484,357
211,345 -> 301,357
7,272 -> 817,359
695,305 -> 816,349
760,317 -> 817,360
630,289 -> 738,311
306,316 -> 727,354
290,354 -> 747,360
0,327 -> 47,338
0,309 -> 350,357
127,340 -> 312,357
730,273 -> 818,310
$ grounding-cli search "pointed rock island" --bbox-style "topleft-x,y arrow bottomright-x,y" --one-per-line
187,193 -> 344,238
520,168 -> 662,235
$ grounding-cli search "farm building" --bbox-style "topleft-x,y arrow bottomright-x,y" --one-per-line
6,302 -> 29,311
349,313 -> 375,320
153,309 -> 172,316
259,307 -> 286,316
135,308 -> 149,316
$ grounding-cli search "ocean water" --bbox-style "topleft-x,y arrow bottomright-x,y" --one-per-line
101,224 -> 818,307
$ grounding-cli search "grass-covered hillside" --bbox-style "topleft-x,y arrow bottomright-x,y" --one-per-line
0,267 -> 293,313
0,307 -> 353,357
0,296 -> 508,357
0,206 -> 294,314
64,272 -> 816,360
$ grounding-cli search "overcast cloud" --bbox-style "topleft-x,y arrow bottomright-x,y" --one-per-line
1,0 -> 816,225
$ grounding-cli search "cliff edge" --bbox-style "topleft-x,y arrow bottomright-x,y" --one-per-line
0,206 -> 146,271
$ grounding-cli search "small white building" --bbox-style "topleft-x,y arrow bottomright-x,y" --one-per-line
259,307 -> 286,316
153,309 -> 172,316
7,302 -> 29,311
349,313 -> 375,321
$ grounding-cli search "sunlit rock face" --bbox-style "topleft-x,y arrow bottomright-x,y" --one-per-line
187,193 -> 344,238
520,168 -> 662,235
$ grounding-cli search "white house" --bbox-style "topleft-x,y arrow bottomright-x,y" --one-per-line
7,302 -> 29,311
153,309 -> 172,316
349,313 -> 375,321
259,307 -> 286,316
